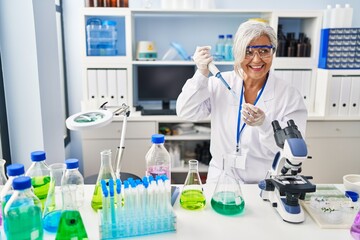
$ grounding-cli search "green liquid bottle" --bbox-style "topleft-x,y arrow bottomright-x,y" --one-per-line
211,191 -> 245,215
55,210 -> 88,240
180,160 -> 206,210
91,150 -> 116,211
4,176 -> 43,240
180,189 -> 206,210
26,151 -> 51,210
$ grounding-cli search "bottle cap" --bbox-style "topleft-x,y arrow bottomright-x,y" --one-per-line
218,34 -> 224,39
103,20 -> 116,26
226,34 -> 233,38
65,158 -> 79,169
7,163 -> 25,176
31,151 -> 46,162
12,176 -> 32,190
151,134 -> 165,144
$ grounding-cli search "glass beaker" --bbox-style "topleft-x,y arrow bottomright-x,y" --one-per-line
180,160 -> 206,210
211,153 -> 245,215
91,149 -> 116,211
43,163 -> 66,233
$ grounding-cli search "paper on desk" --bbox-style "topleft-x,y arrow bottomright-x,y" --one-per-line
301,185 -> 359,229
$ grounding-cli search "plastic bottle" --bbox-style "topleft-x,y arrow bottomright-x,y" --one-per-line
25,151 -> 51,210
91,150 -> 116,211
215,34 -> 225,60
3,176 -> 43,240
224,34 -> 234,61
0,163 -> 25,205
0,159 -> 7,227
330,4 -> 343,28
343,4 -> 353,28
180,160 -> 206,210
145,134 -> 171,182
56,159 -> 88,240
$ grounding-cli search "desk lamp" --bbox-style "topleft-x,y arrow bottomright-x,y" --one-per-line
66,102 -> 130,179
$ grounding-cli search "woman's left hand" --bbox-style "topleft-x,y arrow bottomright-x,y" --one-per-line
242,103 -> 266,126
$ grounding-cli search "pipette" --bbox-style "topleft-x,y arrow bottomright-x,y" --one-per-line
208,62 -> 238,99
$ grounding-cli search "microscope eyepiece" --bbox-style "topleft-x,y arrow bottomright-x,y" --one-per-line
287,119 -> 296,127
272,120 -> 281,132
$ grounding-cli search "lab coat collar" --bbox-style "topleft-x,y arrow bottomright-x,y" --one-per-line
261,71 -> 275,102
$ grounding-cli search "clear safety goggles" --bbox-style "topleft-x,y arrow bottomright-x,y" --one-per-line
245,45 -> 275,60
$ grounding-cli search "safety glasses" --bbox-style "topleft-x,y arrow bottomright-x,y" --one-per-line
245,45 -> 275,60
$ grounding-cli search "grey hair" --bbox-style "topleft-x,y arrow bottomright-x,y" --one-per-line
233,20 -> 277,77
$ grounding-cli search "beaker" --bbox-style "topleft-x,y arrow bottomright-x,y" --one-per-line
43,163 -> 66,233
211,153 -> 245,215
91,149 -> 116,211
180,160 -> 206,210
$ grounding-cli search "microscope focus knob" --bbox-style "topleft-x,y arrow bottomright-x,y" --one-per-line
258,179 -> 274,191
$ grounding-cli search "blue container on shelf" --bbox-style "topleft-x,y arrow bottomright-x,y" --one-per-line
86,18 -> 118,56
318,28 -> 360,69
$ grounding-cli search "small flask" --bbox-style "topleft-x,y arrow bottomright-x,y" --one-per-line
43,163 -> 66,233
25,151 -> 51,210
351,210 -> 360,240
56,159 -> 88,240
91,150 -> 116,211
4,176 -> 43,240
224,34 -> 234,61
0,159 -> 8,226
145,134 -> 171,181
211,154 -> 245,215
180,160 -> 206,210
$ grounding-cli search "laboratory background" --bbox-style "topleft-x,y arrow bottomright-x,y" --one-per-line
0,0 -> 360,238
1,0 -> 360,180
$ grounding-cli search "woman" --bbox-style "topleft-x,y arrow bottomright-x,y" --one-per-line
176,20 -> 307,184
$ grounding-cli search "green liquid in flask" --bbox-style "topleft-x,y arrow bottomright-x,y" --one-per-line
56,210 -> 88,240
31,176 -> 51,209
91,183 -> 104,211
211,191 -> 245,215
180,189 -> 206,210
4,205 -> 43,240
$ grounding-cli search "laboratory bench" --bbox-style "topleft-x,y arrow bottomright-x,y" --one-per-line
30,184 -> 352,240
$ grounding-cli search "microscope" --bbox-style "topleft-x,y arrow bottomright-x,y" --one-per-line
259,119 -> 316,223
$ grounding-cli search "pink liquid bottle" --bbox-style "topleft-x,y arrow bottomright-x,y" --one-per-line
351,211 -> 360,240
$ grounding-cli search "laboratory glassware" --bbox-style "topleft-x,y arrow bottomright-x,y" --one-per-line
0,159 -> 7,226
56,159 -> 88,240
43,163 -> 66,233
180,160 -> 206,210
91,149 -> 116,211
211,153 -> 245,215
351,210 -> 360,240
25,150 -> 51,210
3,176 -> 43,240
145,134 -> 171,181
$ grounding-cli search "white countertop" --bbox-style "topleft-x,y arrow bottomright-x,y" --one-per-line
35,184 -> 352,240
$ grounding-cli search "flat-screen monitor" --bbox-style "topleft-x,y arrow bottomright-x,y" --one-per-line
137,65 -> 195,109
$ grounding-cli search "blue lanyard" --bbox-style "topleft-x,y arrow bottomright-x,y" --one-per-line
236,77 -> 268,152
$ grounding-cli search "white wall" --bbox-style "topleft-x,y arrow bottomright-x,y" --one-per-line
0,0 -> 65,168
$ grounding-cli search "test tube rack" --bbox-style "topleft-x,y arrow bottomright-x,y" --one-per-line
98,176 -> 177,239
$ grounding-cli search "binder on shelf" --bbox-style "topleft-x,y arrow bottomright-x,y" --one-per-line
327,76 -> 341,116
116,69 -> 127,104
338,76 -> 352,116
87,69 -> 98,101
107,69 -> 118,106
349,77 -> 360,116
97,69 -> 108,101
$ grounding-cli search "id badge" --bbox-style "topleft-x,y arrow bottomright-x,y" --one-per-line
224,151 -> 247,170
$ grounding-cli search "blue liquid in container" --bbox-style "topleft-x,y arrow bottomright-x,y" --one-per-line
43,210 -> 62,232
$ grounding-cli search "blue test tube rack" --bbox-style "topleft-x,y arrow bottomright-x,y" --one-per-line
98,176 -> 176,239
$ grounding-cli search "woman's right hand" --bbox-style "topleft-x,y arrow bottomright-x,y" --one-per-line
192,46 -> 213,76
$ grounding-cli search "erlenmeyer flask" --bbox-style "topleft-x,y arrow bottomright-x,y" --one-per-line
91,149 -> 116,211
180,160 -> 206,210
43,163 -> 66,233
211,153 -> 245,215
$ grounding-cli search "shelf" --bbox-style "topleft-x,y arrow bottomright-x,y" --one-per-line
132,60 -> 234,66
165,134 -> 210,141
273,57 -> 317,69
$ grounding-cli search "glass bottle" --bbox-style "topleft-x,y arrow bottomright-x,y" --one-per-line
56,159 -> 88,240
43,163 -> 66,233
25,150 -> 51,210
351,210 -> 360,240
91,150 -> 116,211
145,134 -> 171,181
180,160 -> 206,210
3,176 -> 43,240
224,34 -> 233,61
0,159 -> 8,227
211,153 -> 245,215
215,34 -> 225,60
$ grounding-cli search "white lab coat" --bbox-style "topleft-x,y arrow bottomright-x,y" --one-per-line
176,70 -> 307,184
